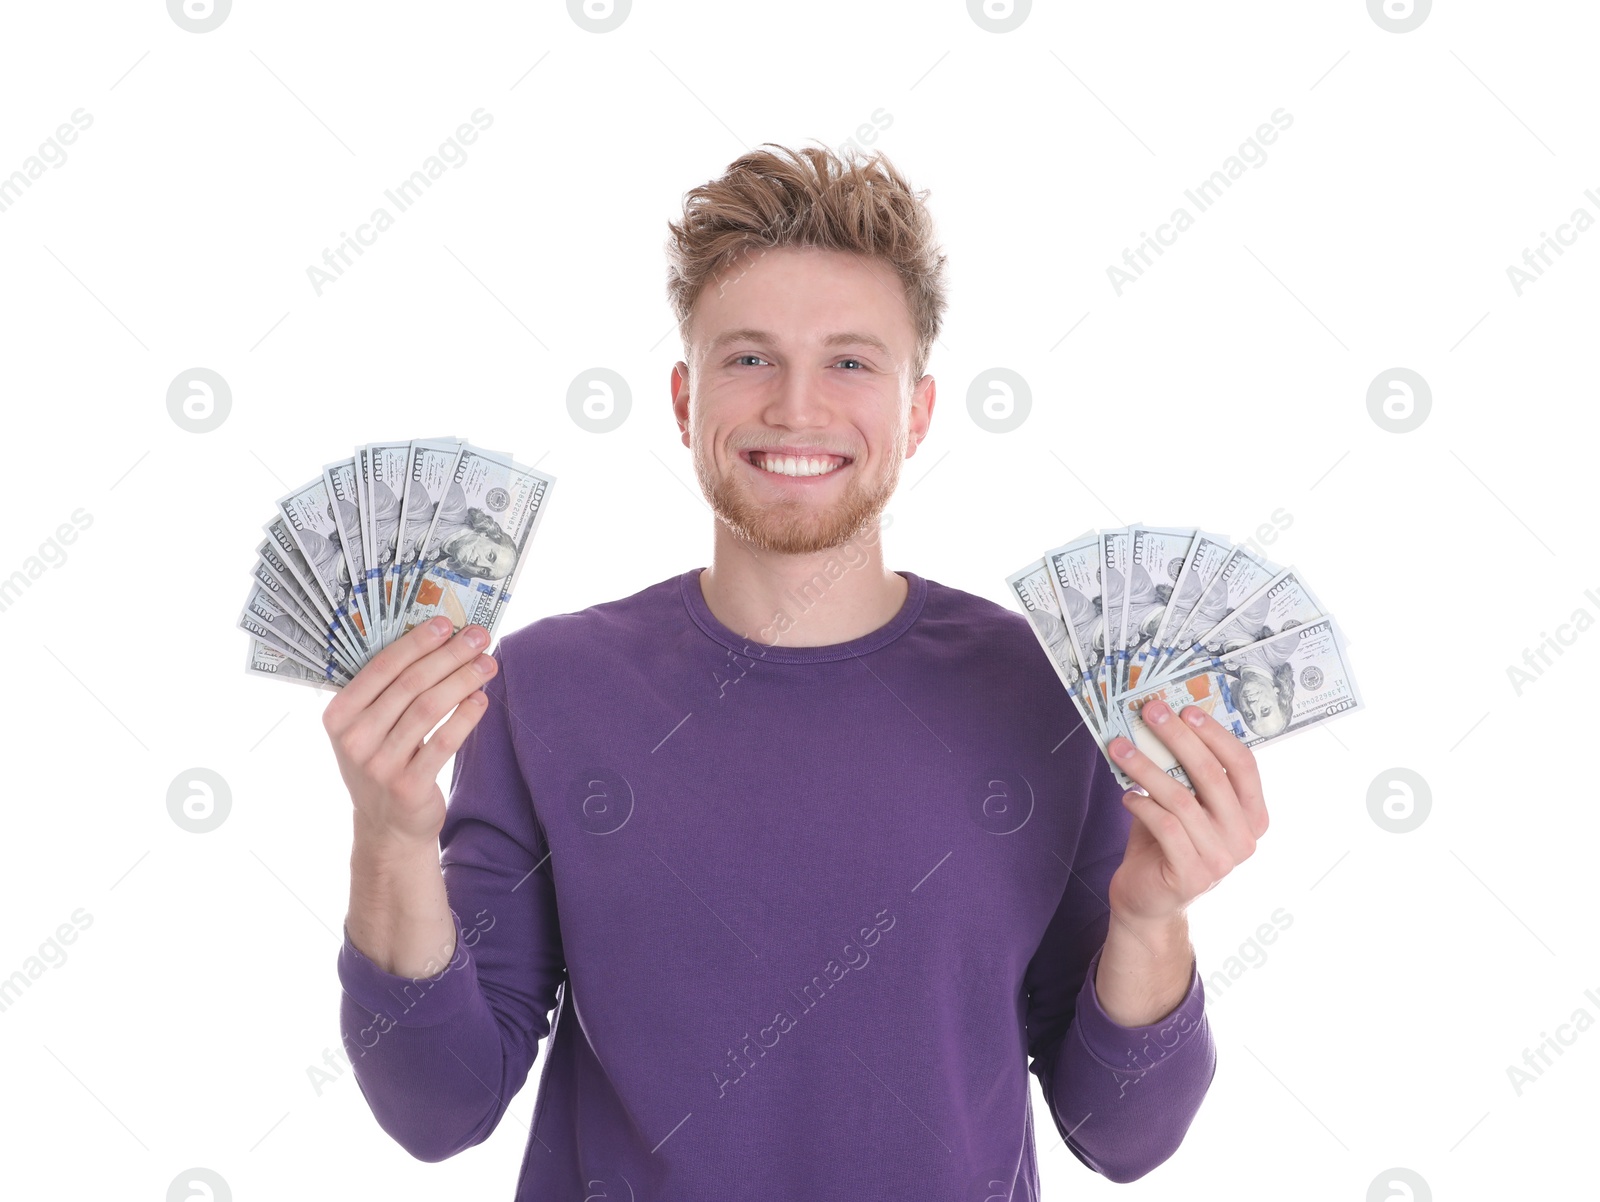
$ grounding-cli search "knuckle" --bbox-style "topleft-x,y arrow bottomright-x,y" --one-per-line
1170,787 -> 1201,815
415,691 -> 449,726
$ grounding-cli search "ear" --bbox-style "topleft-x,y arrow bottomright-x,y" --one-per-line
671,362 -> 691,445
907,373 -> 936,456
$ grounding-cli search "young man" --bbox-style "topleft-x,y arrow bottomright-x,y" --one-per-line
327,144 -> 1267,1201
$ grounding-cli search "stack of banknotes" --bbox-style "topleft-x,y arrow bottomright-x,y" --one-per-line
1006,525 -> 1362,791
238,437 -> 556,690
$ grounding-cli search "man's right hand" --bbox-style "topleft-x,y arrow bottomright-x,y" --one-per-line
323,615 -> 499,848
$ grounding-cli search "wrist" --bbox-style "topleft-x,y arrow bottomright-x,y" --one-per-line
351,812 -> 439,865
1096,912 -> 1195,1028
1109,908 -> 1190,954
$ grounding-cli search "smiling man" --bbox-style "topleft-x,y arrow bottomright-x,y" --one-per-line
330,143 -> 1258,1201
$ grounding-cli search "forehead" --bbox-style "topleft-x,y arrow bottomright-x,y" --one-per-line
691,245 -> 913,355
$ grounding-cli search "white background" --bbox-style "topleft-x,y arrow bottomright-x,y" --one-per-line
1,1 -> 1595,1198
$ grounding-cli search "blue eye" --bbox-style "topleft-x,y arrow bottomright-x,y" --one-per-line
836,358 -> 864,370
735,354 -> 767,366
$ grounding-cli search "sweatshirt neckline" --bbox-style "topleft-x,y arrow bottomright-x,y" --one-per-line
678,567 -> 927,664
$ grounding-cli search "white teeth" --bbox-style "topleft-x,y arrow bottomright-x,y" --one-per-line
750,452 -> 844,478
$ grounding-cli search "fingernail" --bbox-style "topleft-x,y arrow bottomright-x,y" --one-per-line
430,616 -> 452,635
465,626 -> 488,649
1185,707 -> 1205,727
1144,699 -> 1169,724
1113,738 -> 1135,760
474,655 -> 494,675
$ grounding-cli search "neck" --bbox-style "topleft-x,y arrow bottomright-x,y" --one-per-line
698,517 -> 905,649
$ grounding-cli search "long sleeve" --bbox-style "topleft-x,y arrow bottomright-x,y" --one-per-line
1024,740 -> 1217,1184
336,645 -> 568,1161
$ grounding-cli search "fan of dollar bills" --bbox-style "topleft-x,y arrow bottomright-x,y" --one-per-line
239,437 -> 556,690
1007,525 -> 1362,792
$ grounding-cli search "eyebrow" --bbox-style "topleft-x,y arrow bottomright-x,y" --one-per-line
707,327 -> 893,358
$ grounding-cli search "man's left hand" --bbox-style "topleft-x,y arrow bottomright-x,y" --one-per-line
1105,698 -> 1270,930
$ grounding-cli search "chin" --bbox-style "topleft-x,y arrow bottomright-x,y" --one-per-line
722,487 -> 884,555
731,514 -> 870,556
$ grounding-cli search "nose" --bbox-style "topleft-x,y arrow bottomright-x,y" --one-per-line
760,364 -> 831,432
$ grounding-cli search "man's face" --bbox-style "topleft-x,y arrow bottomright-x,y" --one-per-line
1238,675 -> 1288,736
672,246 -> 934,556
444,514 -> 514,580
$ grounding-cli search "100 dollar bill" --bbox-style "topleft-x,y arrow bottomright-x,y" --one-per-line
1149,565 -> 1330,686
1123,525 -> 1199,694
388,437 -> 463,643
395,443 -> 555,639
1147,541 -> 1281,682
238,585 -> 352,685
248,543 -> 361,676
246,637 -> 340,691
275,476 -> 370,655
1007,557 -> 1104,740
1042,530 -> 1109,728
1107,616 -> 1363,790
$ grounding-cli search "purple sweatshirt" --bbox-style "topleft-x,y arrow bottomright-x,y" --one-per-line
337,568 -> 1216,1200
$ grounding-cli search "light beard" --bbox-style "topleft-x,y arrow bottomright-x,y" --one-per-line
694,433 -> 904,556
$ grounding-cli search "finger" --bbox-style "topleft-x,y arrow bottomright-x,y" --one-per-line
351,625 -> 491,761
1118,789 -> 1206,899
372,648 -> 499,776
1137,698 -> 1256,863
324,616 -> 455,736
403,683 -> 491,788
1179,703 -> 1269,841
1108,721 -> 1229,873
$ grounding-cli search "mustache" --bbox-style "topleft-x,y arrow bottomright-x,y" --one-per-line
736,445 -> 856,458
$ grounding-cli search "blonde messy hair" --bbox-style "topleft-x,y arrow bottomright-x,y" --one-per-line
664,142 -> 949,385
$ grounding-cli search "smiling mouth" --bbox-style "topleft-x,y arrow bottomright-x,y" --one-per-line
742,450 -> 853,479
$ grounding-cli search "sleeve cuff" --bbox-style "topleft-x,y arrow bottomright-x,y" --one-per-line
1070,943 -> 1209,1073
337,908 -> 479,1028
